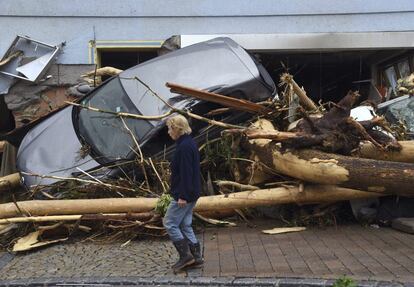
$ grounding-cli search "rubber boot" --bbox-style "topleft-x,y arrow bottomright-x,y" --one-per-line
189,242 -> 204,266
172,239 -> 195,272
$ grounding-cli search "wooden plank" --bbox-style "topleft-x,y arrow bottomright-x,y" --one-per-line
166,82 -> 267,114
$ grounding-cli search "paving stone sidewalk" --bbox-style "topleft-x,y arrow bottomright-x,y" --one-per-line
203,222 -> 414,284
0,222 -> 413,286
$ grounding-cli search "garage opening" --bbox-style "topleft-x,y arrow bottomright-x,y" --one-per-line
256,49 -> 414,104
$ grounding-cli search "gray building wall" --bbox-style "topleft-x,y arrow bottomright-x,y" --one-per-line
1,0 -> 414,64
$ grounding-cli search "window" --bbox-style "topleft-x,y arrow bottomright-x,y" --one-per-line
379,52 -> 414,100
88,40 -> 164,69
99,50 -> 158,71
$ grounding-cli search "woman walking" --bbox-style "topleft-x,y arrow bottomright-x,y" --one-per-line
163,115 -> 203,273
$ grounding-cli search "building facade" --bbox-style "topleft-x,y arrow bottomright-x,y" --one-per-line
0,0 -> 414,132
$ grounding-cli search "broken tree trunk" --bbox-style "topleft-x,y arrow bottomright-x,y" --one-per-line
247,141 -> 414,194
225,128 -> 413,164
355,141 -> 414,163
0,173 -> 21,192
0,185 -> 381,219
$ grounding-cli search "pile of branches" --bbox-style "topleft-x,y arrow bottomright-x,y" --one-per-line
1,73 -> 414,252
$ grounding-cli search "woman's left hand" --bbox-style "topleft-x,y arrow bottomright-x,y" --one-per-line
178,198 -> 187,207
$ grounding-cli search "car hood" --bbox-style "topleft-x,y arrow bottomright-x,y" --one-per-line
17,106 -> 101,187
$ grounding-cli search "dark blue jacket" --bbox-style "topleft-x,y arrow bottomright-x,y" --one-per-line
170,134 -> 201,202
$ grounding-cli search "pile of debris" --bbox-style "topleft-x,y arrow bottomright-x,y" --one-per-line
1,71 -> 413,252
1,36 -> 414,252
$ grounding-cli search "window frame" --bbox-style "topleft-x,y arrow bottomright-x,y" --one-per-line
377,52 -> 414,99
88,40 -> 164,67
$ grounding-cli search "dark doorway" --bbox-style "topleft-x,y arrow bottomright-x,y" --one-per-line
99,50 -> 159,71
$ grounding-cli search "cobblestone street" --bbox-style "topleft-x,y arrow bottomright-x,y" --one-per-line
0,238 -> 190,279
0,222 -> 413,286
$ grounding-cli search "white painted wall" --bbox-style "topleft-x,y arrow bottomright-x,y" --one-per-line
0,0 -> 413,63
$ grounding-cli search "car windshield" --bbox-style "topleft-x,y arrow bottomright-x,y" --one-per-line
77,77 -> 153,161
380,96 -> 414,136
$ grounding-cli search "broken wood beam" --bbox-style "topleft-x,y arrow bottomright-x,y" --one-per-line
280,73 -> 319,112
81,66 -> 123,78
166,82 -> 267,114
0,185 -> 381,219
0,173 -> 21,192
247,141 -> 414,194
215,180 -> 259,191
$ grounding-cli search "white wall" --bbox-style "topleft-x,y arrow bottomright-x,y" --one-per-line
0,0 -> 413,63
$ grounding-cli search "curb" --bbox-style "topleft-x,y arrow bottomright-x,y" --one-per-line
0,276 -> 412,287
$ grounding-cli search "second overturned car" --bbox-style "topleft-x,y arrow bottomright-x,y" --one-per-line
16,37 -> 277,187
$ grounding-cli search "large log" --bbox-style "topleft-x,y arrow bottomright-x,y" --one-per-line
196,185 -> 381,211
247,141 -> 414,194
0,185 -> 380,219
226,128 -> 414,164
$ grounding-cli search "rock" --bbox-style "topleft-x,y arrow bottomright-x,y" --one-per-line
76,84 -> 92,94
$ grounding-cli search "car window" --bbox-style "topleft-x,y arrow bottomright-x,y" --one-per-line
77,77 -> 153,162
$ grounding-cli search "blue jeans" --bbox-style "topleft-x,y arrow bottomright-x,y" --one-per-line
163,200 -> 198,243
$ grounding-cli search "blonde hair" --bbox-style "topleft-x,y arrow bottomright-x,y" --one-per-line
166,114 -> 192,136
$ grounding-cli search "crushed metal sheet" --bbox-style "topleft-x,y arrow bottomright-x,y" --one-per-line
0,35 -> 60,83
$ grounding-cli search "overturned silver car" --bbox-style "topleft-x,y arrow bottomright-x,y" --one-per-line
17,37 -> 276,187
